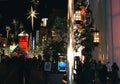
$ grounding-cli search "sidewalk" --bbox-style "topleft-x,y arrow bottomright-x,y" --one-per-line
0,63 -> 120,84
0,63 -> 47,84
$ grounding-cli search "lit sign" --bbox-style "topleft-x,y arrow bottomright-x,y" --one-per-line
18,31 -> 29,52
58,56 -> 66,72
19,36 -> 28,49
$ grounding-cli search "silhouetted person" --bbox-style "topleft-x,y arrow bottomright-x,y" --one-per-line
76,61 -> 83,84
38,55 -> 42,70
62,73 -> 67,84
106,61 -> 112,80
41,57 -> 49,84
18,55 -> 25,84
25,58 -> 32,84
99,64 -> 107,84
32,56 -> 38,68
96,61 -> 103,82
82,62 -> 95,84
90,59 -> 96,83
111,62 -> 119,84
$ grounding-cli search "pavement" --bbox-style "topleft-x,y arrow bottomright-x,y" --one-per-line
0,62 -> 120,84
0,63 -> 47,84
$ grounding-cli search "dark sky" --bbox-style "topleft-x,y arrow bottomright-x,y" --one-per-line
0,0 -> 67,17
0,0 -> 67,34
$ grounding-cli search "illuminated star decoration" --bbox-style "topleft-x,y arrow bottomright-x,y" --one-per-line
27,6 -> 38,30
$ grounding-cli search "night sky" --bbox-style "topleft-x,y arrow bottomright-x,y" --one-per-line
0,0 -> 67,34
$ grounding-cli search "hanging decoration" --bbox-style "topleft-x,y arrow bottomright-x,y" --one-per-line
93,30 -> 100,46
27,6 -> 38,30
73,0 -> 98,62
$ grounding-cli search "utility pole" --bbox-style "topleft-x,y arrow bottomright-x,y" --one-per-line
67,0 -> 74,84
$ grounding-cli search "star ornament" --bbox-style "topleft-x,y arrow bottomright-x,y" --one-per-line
27,6 -> 38,30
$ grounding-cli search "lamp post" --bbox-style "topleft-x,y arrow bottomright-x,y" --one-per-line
6,26 -> 11,39
6,26 -> 11,45
12,19 -> 18,36
19,23 -> 24,33
67,0 -> 74,84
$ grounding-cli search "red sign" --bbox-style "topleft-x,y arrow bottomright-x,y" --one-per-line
18,36 -> 28,51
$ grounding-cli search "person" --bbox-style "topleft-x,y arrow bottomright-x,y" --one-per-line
96,61 -> 103,82
41,56 -> 49,84
111,62 -> 119,84
82,62 -> 95,84
24,58 -> 32,84
62,74 -> 67,84
18,55 -> 25,84
99,64 -> 107,84
90,59 -> 96,83
106,61 -> 112,80
38,55 -> 42,70
76,61 -> 83,84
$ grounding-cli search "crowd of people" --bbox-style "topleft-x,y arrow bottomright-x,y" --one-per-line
74,59 -> 119,84
1,54 -> 47,84
0,54 -> 120,84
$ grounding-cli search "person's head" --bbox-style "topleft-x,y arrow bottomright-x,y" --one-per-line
98,60 -> 101,63
113,62 -> 116,65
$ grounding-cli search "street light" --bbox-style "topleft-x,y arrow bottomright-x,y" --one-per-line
19,23 -> 24,33
12,19 -> 18,36
67,0 -> 74,84
6,26 -> 11,39
5,26 -> 11,46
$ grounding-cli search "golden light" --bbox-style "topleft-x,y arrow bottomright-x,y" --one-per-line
93,30 -> 100,47
41,18 -> 48,27
93,30 -> 100,43
3,43 -> 6,47
27,6 -> 38,30
74,10 -> 82,21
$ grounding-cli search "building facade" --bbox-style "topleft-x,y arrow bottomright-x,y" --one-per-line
90,0 -> 120,76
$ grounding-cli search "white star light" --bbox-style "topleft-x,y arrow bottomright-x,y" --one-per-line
27,6 -> 38,30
